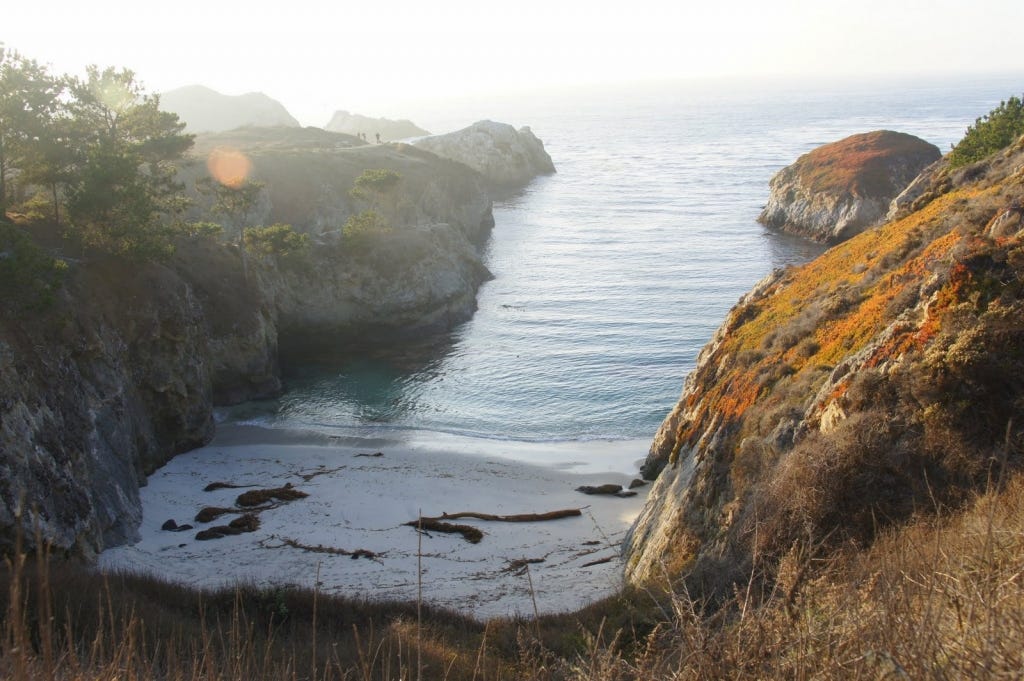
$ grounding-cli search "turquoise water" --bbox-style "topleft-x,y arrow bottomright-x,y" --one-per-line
228,74 -> 1024,444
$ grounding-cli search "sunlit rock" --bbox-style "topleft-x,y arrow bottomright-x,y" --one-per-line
414,120 -> 555,187
759,130 -> 940,243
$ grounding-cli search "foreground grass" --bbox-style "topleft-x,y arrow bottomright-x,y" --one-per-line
3,472 -> 1023,679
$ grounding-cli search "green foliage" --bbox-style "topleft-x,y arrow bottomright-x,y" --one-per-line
342,210 -> 391,252
177,221 -> 224,239
349,168 -> 401,223
0,221 -> 67,310
350,168 -> 400,199
242,223 -> 309,260
196,176 -> 264,242
949,95 -> 1024,168
64,66 -> 194,259
0,48 -> 66,217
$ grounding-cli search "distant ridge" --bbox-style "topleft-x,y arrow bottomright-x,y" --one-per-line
160,84 -> 300,133
324,110 -> 429,141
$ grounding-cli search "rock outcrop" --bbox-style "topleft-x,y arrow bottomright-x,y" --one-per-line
627,135 -> 1024,594
758,130 -> 940,244
0,128 -> 500,555
159,85 -> 301,132
324,110 -> 429,141
185,128 -> 496,341
413,120 -> 555,188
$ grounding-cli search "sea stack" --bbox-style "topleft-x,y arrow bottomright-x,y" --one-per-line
758,130 -> 940,244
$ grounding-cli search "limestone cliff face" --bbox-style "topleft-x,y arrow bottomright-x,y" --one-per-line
0,129 -> 503,555
758,131 -> 940,244
413,120 -> 556,188
628,136 -> 1024,592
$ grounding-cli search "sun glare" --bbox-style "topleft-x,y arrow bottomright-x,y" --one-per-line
206,147 -> 252,188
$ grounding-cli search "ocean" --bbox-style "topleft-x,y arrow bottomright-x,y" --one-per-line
224,74 -> 1024,450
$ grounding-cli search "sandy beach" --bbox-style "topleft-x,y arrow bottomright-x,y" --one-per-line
99,425 -> 650,620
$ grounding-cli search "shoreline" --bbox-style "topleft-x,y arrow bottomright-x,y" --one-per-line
99,424 -> 650,620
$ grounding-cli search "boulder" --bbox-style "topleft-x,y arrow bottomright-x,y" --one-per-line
413,120 -> 555,188
758,130 -> 940,244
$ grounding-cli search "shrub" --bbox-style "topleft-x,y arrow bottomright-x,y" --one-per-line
349,168 -> 400,200
177,221 -> 224,239
949,94 -> 1024,167
0,222 -> 67,311
342,210 -> 391,252
242,223 -> 309,260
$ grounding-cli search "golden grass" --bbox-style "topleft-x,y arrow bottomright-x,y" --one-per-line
3,471 -> 1021,679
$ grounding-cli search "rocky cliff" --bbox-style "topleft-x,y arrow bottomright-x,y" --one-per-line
0,255 -> 215,556
627,135 -> 1024,596
413,120 -> 556,188
0,129 -> 498,555
758,131 -> 940,244
159,85 -> 301,132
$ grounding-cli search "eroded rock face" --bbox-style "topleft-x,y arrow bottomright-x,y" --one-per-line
758,131 -> 940,244
413,120 -> 556,188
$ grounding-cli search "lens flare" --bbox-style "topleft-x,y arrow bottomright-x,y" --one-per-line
206,147 -> 252,188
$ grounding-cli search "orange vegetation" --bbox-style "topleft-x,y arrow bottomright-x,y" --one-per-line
791,130 -> 939,197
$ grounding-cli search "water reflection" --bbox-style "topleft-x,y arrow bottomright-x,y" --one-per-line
277,331 -> 462,425
763,227 -> 829,269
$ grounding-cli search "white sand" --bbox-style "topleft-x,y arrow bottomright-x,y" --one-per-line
98,425 -> 650,620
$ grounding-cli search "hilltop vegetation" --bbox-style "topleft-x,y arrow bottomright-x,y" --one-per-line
949,94 -> 1024,167
0,48 -> 193,258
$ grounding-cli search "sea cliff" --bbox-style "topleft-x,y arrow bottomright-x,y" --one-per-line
0,128 -> 504,555
627,134 -> 1024,591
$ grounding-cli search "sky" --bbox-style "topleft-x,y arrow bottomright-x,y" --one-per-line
4,0 -> 1024,127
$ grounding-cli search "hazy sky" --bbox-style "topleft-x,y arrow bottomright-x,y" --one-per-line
5,0 -> 1024,126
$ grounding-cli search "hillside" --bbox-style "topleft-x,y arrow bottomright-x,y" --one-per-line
160,84 -> 301,132
627,133 -> 1024,600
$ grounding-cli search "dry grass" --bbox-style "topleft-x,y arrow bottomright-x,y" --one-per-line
3,470 -> 1021,680
547,470 -> 1024,680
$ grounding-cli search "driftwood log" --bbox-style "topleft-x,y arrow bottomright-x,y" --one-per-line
408,509 -> 582,544
277,537 -> 381,559
407,519 -> 484,543
418,509 -> 582,523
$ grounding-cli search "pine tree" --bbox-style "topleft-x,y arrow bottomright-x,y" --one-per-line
0,48 -> 64,216
64,66 -> 193,257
